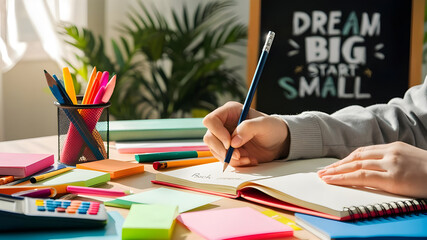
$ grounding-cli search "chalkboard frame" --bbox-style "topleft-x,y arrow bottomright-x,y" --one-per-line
247,0 -> 425,111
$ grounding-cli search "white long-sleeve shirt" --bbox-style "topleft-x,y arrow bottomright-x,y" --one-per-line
277,79 -> 427,160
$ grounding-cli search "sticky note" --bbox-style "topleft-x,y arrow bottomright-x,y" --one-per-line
122,204 -> 178,240
105,187 -> 221,213
177,207 -> 293,240
261,209 -> 302,230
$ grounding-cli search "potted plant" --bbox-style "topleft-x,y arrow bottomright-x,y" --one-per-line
62,0 -> 247,119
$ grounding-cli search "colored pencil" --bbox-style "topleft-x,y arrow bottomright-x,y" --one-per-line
153,157 -> 218,170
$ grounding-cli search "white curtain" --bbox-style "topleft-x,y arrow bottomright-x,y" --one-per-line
0,0 -> 87,73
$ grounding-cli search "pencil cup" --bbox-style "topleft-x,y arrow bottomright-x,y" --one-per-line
55,96 -> 110,166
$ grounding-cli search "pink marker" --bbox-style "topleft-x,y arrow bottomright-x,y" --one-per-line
66,186 -> 131,197
102,75 -> 116,103
93,86 -> 106,104
99,71 -> 109,88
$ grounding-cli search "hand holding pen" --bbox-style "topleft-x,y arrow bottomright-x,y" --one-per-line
202,32 -> 282,171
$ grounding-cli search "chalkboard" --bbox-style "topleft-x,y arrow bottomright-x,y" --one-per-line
248,0 -> 424,114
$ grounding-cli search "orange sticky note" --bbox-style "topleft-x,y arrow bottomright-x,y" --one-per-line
76,159 -> 144,179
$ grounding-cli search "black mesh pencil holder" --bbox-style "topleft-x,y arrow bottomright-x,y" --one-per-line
55,96 -> 110,166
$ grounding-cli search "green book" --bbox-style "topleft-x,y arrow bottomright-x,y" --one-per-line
97,118 -> 207,141
122,204 -> 179,240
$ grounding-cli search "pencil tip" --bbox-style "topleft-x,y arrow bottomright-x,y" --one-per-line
222,162 -> 228,172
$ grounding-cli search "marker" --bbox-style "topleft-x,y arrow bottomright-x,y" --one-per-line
82,66 -> 97,105
63,67 -> 78,104
135,150 -> 213,162
0,176 -> 14,185
12,188 -> 56,198
66,186 -> 131,197
153,157 -> 218,170
30,167 -> 74,183
223,31 -> 275,172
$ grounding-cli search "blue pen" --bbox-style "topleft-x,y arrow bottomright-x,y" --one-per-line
53,74 -> 73,104
223,31 -> 275,172
44,70 -> 104,160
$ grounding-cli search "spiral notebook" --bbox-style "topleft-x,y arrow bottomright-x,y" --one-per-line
153,158 -> 427,221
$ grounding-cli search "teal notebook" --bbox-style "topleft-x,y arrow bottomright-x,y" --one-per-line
97,118 -> 207,141
295,212 -> 427,239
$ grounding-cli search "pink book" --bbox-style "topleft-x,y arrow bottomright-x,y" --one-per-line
0,153 -> 54,177
177,207 -> 293,240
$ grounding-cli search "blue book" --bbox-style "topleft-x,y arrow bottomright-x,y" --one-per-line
295,212 -> 427,239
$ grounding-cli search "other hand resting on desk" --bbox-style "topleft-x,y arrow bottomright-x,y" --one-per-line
318,141 -> 427,199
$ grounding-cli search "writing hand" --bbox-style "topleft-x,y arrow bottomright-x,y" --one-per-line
203,101 -> 290,167
318,141 -> 427,198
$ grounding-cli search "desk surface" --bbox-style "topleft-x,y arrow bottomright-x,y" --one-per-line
0,136 -> 319,240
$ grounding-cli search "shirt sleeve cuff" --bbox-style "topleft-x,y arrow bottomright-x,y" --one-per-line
273,113 -> 323,160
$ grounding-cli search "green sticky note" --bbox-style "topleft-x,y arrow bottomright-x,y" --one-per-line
122,204 -> 178,240
105,187 -> 221,213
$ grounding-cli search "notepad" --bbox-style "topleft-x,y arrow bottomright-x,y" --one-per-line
177,207 -> 293,240
122,204 -> 178,240
76,159 -> 144,179
0,153 -> 54,178
153,159 -> 425,221
295,212 -> 427,240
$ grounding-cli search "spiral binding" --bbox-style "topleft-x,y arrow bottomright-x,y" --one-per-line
343,199 -> 427,220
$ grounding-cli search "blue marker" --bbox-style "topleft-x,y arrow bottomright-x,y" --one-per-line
222,31 -> 275,172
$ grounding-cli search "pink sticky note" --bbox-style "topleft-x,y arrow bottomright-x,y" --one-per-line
177,207 -> 293,240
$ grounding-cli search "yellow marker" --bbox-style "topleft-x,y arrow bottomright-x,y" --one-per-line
261,209 -> 302,230
30,167 -> 74,183
82,66 -> 97,105
63,67 -> 77,104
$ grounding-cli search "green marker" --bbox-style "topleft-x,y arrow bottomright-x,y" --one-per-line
135,150 -> 213,162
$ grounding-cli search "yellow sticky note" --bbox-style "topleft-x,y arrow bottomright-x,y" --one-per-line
261,209 -> 302,230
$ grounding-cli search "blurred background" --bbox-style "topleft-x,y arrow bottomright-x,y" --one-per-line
0,0 -> 249,141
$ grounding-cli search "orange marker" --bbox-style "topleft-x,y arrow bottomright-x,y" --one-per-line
0,176 -> 14,185
82,67 -> 97,105
87,71 -> 102,104
153,157 -> 218,170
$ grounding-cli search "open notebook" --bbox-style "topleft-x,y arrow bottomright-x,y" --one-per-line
153,158 -> 427,221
